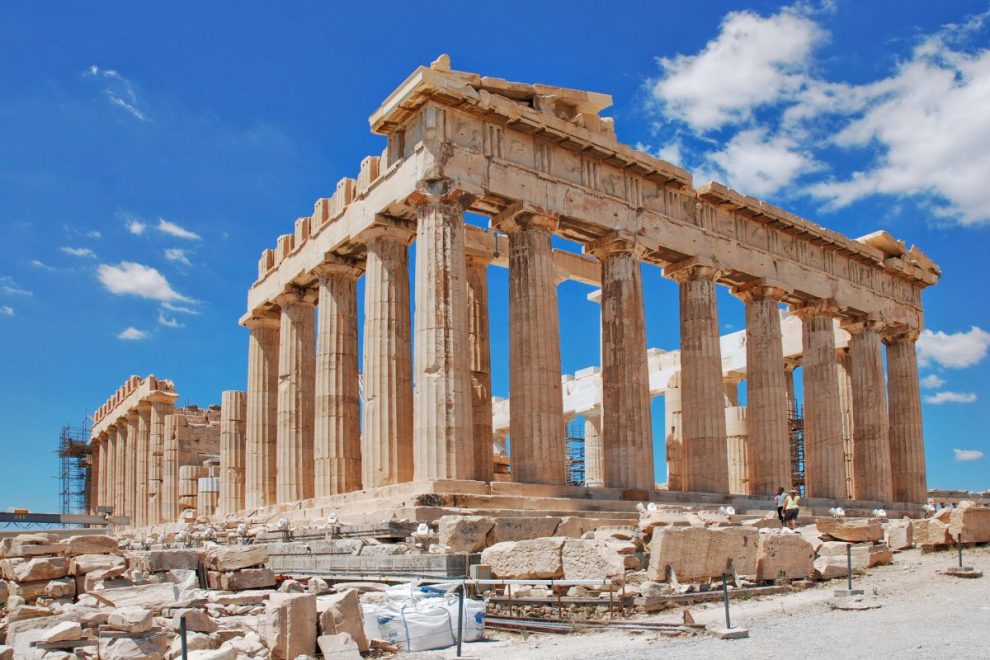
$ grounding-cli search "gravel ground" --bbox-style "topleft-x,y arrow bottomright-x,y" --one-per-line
407,544 -> 990,659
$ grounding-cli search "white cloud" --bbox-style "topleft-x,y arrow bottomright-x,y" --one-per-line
60,246 -> 96,258
157,219 -> 200,240
117,326 -> 149,340
87,230 -> 102,239
157,310 -> 184,328
953,448 -> 984,462
97,261 -> 190,302
126,218 -> 146,235
0,277 -> 31,296
0,305 -> 13,316
85,66 -> 150,122
920,374 -> 946,389
29,260 -> 54,271
650,6 -> 824,131
917,326 -> 990,368
161,301 -> 200,315
706,128 -> 821,195
924,391 -> 978,405
164,248 -> 192,266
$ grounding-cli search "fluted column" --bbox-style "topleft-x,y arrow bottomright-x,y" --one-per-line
736,284 -> 790,495
147,397 -> 172,526
89,439 -> 100,514
220,390 -> 248,515
162,413 -> 179,521
124,411 -> 139,525
794,303 -> 845,498
466,254 -> 494,482
664,375 -> 683,490
411,183 -> 475,481
108,425 -> 121,515
847,320 -> 892,501
836,349 -> 855,498
493,205 -> 564,485
276,288 -> 316,503
314,259 -> 363,497
885,330 -> 926,503
583,409 -> 604,488
588,235 -> 654,490
135,403 -> 151,528
245,313 -> 280,509
666,261 -> 728,493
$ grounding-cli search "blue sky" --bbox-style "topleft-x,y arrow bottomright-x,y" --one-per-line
2,1 -> 989,512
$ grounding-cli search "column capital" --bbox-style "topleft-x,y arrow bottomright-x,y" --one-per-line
242,310 -> 280,330
841,317 -> 883,335
312,254 -> 363,281
125,409 -> 140,421
585,231 -> 650,260
274,286 -> 317,308
146,391 -> 179,406
465,253 -> 493,270
731,279 -> 788,304
408,178 -> 475,210
663,256 -> 722,284
360,216 -> 416,247
789,297 -> 839,319
881,324 -> 921,344
490,201 -> 559,235
135,400 -> 152,412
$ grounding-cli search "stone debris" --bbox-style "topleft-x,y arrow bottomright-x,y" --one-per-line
317,632 -> 361,659
108,606 -> 155,633
437,515 -> 495,553
316,589 -> 368,652
646,526 -> 758,582
816,519 -> 884,543
37,620 -> 83,643
481,537 -> 565,579
755,534 -> 815,581
260,592 -> 317,659
883,519 -> 915,551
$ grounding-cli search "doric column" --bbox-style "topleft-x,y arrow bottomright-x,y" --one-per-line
583,409 -> 604,488
275,288 -> 317,503
836,348 -> 855,498
89,439 -> 100,514
492,203 -> 564,485
793,302 -> 845,498
108,425 -> 121,515
664,375 -> 683,490
162,413 -> 179,521
666,260 -> 728,493
244,313 -> 280,509
313,258 -> 363,497
587,234 -> 654,490
362,222 -> 415,488
846,320 -> 892,501
466,254 -> 494,482
95,435 -> 107,510
147,396 -> 173,526
410,182 -> 475,481
124,411 -> 139,526
884,330 -> 927,503
135,403 -> 151,528
220,390 -> 248,515
735,284 -> 790,495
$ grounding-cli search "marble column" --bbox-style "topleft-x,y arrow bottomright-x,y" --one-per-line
836,349 -> 855,499
220,390 -> 248,515
362,223 -> 415,488
109,425 -> 121,515
847,321 -> 892,501
466,254 -> 494,483
135,404 -> 151,528
493,206 -> 564,485
885,331 -> 927,503
794,303 -> 846,498
411,184 -> 475,481
666,261 -> 728,493
314,259 -> 362,497
737,285 -> 791,495
664,374 -> 683,491
125,411 -> 139,525
162,413 -> 179,522
89,440 -> 100,514
98,435 -> 109,509
276,288 -> 316,503
147,398 -> 172,526
583,409 -> 604,488
245,313 -> 280,509
589,236 -> 654,490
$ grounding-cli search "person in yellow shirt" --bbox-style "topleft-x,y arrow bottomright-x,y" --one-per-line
783,489 -> 800,529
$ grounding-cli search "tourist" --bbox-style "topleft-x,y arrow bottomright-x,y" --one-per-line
774,487 -> 786,523
783,489 -> 800,529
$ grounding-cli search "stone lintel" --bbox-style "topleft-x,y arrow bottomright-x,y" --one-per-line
241,311 -> 281,330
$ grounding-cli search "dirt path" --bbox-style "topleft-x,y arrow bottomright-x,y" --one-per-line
409,545 -> 990,659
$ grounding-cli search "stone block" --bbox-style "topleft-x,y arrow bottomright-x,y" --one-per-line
948,504 -> 990,543
755,534 -> 814,581
187,649 -> 237,660
638,511 -> 690,538
208,567 -> 276,591
9,577 -> 75,603
815,519 -> 883,543
108,606 -> 154,633
1,556 -> 68,582
0,536 -> 63,558
646,526 -> 758,582
99,632 -> 168,660
883,520 -> 914,551
560,539 -> 625,580
481,538 -> 565,579
99,583 -> 180,612
127,550 -> 200,573
173,607 -> 217,633
203,545 -> 268,571
437,515 -> 495,553
71,553 -> 127,575
317,589 -> 368,652
913,518 -> 952,546
318,632 -> 361,659
261,592 -> 317,660
39,620 -> 83,643
487,516 -> 561,544
62,534 -> 120,556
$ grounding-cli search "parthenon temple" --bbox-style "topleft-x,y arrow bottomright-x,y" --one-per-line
88,56 -> 940,527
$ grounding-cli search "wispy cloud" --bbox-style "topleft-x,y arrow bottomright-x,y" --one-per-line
87,230 -> 102,239
60,246 -> 96,258
164,248 -> 192,266
0,305 -> 13,316
117,326 -> 149,340
84,65 -> 150,122
953,448 -> 984,462
97,261 -> 191,302
917,326 -> 990,369
924,391 -> 978,405
920,374 -> 946,389
161,301 -> 200,315
157,219 -> 200,240
29,260 -> 54,271
0,277 -> 32,296
157,310 -> 184,328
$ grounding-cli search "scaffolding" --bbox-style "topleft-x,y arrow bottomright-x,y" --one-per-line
788,402 -> 806,496
565,419 -> 586,486
57,420 -> 92,515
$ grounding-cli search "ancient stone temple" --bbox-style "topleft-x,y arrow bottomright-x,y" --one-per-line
89,57 -> 939,527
